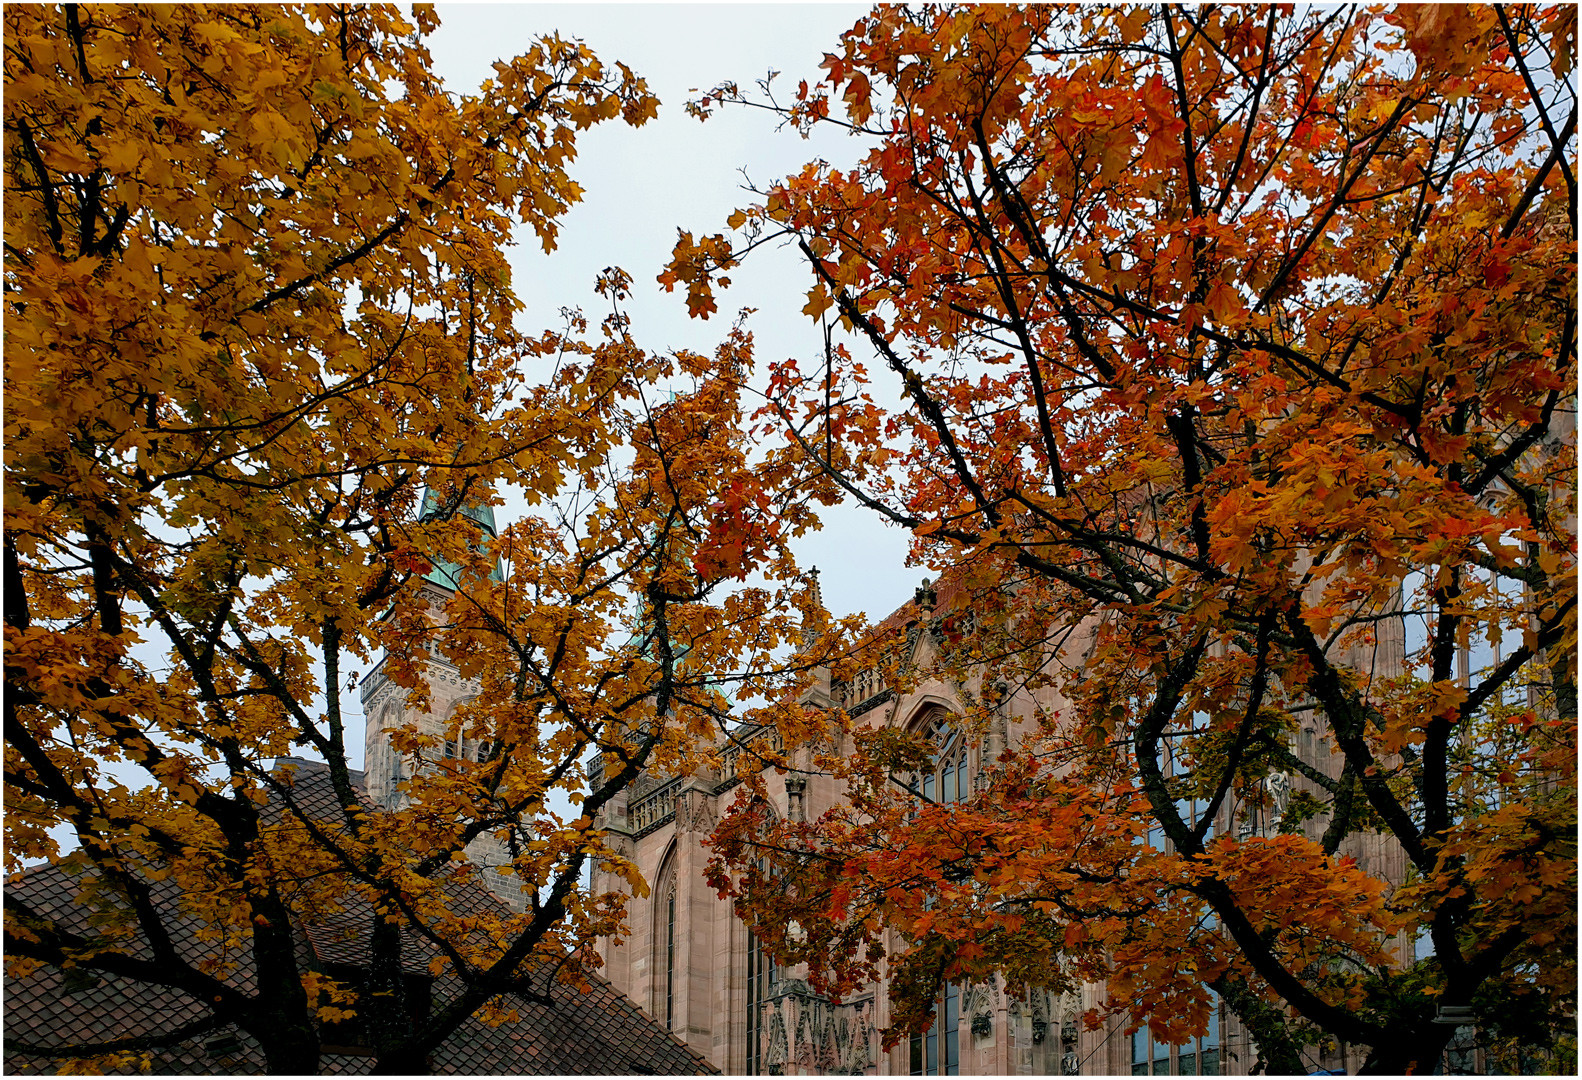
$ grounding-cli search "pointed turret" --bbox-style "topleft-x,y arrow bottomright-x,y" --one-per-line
418,485 -> 504,589
800,566 -> 823,649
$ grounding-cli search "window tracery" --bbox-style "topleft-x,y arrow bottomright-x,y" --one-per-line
745,917 -> 777,1073
654,857 -> 679,1032
903,711 -> 968,1074
442,698 -> 486,763
910,982 -> 960,1075
1129,993 -> 1220,1075
743,802 -> 780,1074
907,709 -> 970,805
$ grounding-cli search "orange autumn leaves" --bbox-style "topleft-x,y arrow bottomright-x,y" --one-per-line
682,4 -> 1574,1072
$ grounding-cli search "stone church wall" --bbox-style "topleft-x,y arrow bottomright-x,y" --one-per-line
361,565 -> 1412,1075
586,598 -> 1098,1076
582,573 -> 1416,1076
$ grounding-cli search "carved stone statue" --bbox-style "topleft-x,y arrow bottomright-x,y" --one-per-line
1266,770 -> 1292,826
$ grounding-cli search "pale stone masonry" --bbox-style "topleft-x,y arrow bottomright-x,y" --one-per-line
589,576 -> 1081,1076
357,494 -> 1421,1075
358,496 -> 530,914
587,573 -> 1416,1077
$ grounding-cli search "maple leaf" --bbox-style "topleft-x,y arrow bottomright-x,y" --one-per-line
3,5 -> 847,1075
690,4 -> 1577,1075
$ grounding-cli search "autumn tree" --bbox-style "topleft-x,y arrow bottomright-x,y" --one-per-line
4,5 -> 845,1074
671,4 -> 1577,1075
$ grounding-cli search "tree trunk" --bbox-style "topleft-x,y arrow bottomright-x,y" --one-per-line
257,1024 -> 321,1075
366,912 -> 429,1075
1357,1019 -> 1456,1075
247,885 -> 323,1075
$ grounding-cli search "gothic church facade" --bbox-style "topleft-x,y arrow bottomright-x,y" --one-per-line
580,569 -> 1384,1077
587,575 -> 1083,1076
360,499 -> 1411,1075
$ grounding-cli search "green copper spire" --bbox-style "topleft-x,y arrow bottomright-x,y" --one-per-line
418,485 -> 504,589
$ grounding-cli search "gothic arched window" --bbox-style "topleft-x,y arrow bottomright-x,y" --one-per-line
376,706 -> 409,808
448,735 -> 485,763
1129,991 -> 1220,1074
904,712 -> 967,1074
444,698 -> 485,763
742,801 -> 780,1074
910,710 -> 969,804
654,854 -> 679,1032
745,917 -> 777,1073
910,982 -> 960,1075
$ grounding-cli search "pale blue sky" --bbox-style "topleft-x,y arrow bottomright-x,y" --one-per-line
422,2 -> 915,626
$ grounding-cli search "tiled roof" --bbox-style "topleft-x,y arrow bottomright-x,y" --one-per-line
874,568 -> 974,634
4,759 -> 714,1075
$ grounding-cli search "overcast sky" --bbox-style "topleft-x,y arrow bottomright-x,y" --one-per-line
420,2 -> 918,627
312,4 -> 918,773
47,5 -> 912,842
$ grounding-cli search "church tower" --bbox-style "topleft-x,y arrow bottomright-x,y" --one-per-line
358,487 -> 527,911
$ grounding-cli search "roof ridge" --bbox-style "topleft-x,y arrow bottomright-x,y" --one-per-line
271,755 -> 366,782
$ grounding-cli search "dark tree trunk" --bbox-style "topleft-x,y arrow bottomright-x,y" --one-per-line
256,1021 -> 321,1075
247,884 -> 322,1075
371,1051 -> 430,1075
1358,1019 -> 1456,1075
366,911 -> 430,1075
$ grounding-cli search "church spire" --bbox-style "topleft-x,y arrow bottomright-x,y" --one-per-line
418,484 -> 504,589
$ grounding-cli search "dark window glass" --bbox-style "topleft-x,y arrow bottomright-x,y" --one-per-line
943,983 -> 959,1075
746,929 -> 775,1073
746,935 -> 757,1073
910,984 -> 959,1075
744,847 -> 779,1074
934,722 -> 965,804
1130,995 -> 1220,1076
907,713 -> 969,805
665,884 -> 676,1030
